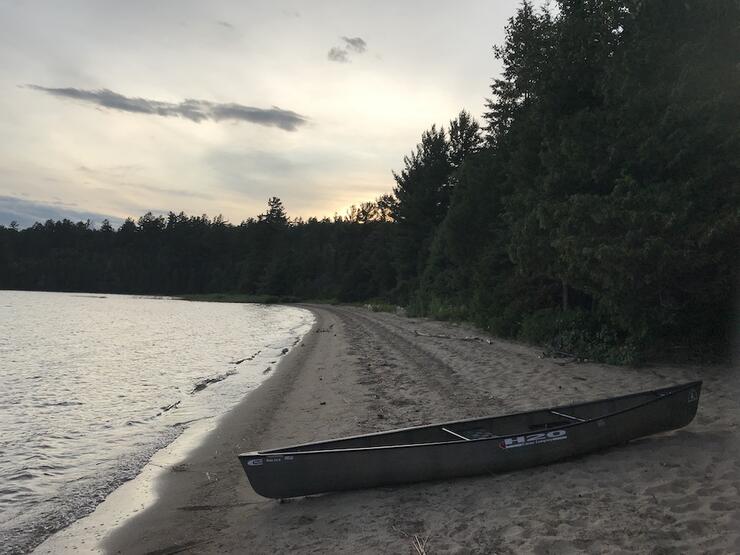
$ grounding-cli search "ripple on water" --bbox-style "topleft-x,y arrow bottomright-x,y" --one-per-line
0,291 -> 314,554
34,401 -> 85,408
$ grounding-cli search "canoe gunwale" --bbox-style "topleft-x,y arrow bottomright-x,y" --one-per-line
238,380 -> 701,459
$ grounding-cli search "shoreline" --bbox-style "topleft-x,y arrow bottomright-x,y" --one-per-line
38,305 -> 740,553
103,304 -> 331,552
31,302 -> 317,555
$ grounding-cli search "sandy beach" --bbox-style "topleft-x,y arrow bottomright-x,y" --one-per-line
42,305 -> 740,553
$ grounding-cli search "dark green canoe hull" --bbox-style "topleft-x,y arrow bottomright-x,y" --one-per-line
239,381 -> 701,499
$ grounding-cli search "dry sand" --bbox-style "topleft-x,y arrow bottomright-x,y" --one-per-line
44,305 -> 740,553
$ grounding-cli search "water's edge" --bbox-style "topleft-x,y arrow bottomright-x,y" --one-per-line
27,305 -> 316,555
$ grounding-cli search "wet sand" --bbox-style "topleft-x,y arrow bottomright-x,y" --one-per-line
42,305 -> 740,553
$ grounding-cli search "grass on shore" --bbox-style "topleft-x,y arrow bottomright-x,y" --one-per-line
181,294 -> 402,315
180,293 -> 340,305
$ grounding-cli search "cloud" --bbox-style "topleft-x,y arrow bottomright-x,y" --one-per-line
216,20 -> 235,29
24,85 -> 308,131
327,47 -> 349,63
0,195 -> 123,229
77,166 -> 215,201
341,36 -> 367,53
327,36 -> 367,64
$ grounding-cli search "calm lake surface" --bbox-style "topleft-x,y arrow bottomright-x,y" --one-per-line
0,291 -> 313,554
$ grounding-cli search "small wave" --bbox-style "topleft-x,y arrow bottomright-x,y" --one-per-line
8,471 -> 36,481
0,427 -> 183,554
127,411 -> 161,425
160,400 -> 181,413
34,401 -> 84,408
230,350 -> 261,365
0,485 -> 34,496
190,369 -> 237,394
168,415 -> 214,427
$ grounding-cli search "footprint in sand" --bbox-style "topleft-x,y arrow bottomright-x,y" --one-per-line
293,515 -> 316,526
667,499 -> 703,514
709,500 -> 737,512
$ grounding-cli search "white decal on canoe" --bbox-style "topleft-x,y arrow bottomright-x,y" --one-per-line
499,429 -> 567,449
248,456 -> 294,465
687,389 -> 698,403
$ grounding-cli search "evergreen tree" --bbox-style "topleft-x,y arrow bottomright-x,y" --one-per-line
391,125 -> 452,298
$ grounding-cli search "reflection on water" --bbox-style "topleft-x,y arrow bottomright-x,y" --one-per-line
0,291 -> 313,554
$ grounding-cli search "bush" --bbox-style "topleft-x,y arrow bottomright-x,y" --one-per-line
424,297 -> 468,321
363,301 -> 397,313
518,308 -> 641,365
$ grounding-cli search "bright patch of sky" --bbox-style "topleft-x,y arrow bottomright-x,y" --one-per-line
0,0 -> 524,227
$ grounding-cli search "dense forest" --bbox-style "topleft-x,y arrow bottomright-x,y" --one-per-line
2,0 -> 738,363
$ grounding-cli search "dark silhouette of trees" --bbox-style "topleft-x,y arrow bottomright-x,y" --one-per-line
1,0 -> 736,362
417,0 -> 739,361
259,197 -> 289,225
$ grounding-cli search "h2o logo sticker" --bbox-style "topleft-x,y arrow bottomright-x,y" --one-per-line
499,429 -> 567,449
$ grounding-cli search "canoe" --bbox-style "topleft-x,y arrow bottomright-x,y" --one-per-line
238,381 -> 701,499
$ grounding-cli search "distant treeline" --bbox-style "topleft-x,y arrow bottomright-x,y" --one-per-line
2,0 -> 737,363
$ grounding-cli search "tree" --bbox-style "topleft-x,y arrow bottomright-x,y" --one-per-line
259,197 -> 289,226
484,0 -> 554,145
391,125 -> 452,297
448,110 -> 483,169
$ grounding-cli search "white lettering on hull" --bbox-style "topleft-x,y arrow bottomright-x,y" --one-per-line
499,429 -> 567,449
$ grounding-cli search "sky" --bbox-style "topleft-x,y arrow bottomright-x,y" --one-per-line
0,0 -> 524,228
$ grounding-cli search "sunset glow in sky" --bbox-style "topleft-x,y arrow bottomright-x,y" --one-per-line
0,0 -> 523,227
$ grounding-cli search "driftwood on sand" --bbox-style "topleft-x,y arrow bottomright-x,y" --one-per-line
413,329 -> 492,344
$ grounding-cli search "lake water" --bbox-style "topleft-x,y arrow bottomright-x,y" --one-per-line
0,291 -> 314,554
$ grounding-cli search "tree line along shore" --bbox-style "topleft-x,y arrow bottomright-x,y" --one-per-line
2,0 -> 737,365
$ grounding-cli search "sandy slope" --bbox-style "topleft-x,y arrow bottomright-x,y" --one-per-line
79,305 -> 739,553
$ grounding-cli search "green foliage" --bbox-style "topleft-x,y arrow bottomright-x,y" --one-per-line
519,308 -> 640,365
362,301 -> 398,313
410,0 -> 738,362
419,297 -> 469,322
182,293 -> 302,304
0,201 -> 397,303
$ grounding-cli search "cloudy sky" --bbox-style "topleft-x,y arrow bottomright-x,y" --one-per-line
0,0 -> 523,227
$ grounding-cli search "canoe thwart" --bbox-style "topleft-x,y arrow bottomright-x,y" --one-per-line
549,409 -> 586,422
441,427 -> 470,441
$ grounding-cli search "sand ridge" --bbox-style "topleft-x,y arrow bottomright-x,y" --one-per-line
93,305 -> 739,553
